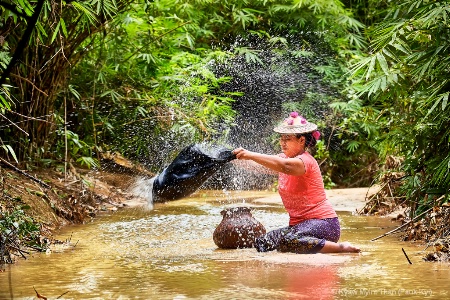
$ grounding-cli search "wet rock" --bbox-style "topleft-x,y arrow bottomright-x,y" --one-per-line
213,207 -> 266,249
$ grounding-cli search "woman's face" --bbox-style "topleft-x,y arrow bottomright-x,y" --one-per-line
279,134 -> 304,157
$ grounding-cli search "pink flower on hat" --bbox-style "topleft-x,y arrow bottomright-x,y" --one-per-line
300,117 -> 307,124
286,119 -> 294,125
312,130 -> 321,140
290,111 -> 299,118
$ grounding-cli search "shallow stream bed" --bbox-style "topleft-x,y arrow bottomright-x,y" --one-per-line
1,190 -> 449,299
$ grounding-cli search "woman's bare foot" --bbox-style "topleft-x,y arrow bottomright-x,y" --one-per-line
339,242 -> 361,253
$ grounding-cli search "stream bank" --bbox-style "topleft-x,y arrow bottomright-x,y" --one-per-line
0,165 -> 141,269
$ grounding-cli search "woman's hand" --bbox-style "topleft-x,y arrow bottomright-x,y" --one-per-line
232,148 -> 254,160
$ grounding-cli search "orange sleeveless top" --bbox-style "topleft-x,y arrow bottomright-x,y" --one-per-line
278,152 -> 337,226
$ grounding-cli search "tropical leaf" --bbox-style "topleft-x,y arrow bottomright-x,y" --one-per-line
233,47 -> 263,65
346,140 -> 360,152
1,145 -> 19,163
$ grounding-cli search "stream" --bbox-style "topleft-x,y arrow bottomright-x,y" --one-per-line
0,190 -> 448,299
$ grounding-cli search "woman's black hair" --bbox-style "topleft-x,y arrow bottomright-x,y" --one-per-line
295,132 -> 317,148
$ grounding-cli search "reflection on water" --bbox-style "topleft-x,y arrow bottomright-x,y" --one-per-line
0,190 -> 448,299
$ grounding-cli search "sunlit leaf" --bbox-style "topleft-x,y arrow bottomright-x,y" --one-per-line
1,145 -> 19,163
50,21 -> 61,44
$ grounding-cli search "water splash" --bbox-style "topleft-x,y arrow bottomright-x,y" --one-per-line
205,34 -> 338,190
128,33 -> 341,192
130,176 -> 156,209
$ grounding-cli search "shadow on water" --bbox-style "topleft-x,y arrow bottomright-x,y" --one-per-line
0,190 -> 448,299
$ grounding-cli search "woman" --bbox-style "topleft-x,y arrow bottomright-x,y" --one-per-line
233,112 -> 360,254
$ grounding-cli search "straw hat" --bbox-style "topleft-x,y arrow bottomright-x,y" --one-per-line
273,111 -> 318,134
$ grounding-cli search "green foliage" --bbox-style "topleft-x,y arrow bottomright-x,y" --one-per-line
346,0 -> 450,209
0,41 -> 12,110
60,0 -> 363,168
67,34 -> 238,165
0,0 -> 130,163
2,0 -> 369,175
0,206 -> 45,250
315,139 -> 336,189
0,51 -> 10,70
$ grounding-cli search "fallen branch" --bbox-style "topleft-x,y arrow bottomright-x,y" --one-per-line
56,291 -> 70,299
371,207 -> 433,242
402,248 -> 413,264
358,182 -> 389,214
371,195 -> 446,241
365,182 -> 388,203
33,286 -> 47,300
0,158 -> 51,189
0,112 -> 29,136
370,207 -> 433,242
7,110 -> 55,125
7,244 -> 29,259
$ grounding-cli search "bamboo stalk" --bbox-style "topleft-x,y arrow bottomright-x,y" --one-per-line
0,0 -> 46,87
64,93 -> 68,181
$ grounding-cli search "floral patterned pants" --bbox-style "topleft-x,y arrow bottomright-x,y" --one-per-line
254,217 -> 340,254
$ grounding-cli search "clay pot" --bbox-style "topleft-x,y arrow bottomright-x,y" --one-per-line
213,207 -> 266,249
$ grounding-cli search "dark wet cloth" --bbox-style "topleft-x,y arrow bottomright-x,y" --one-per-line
152,144 -> 236,202
254,217 -> 340,254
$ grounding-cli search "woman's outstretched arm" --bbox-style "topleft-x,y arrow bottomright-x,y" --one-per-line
232,148 -> 305,176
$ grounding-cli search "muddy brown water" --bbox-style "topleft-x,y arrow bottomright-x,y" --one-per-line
1,190 -> 449,299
